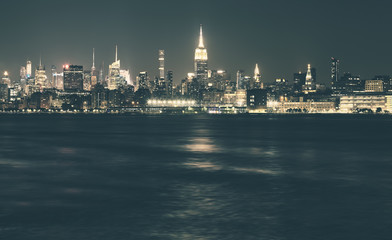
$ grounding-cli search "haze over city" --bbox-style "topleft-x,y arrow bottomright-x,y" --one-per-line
1,0 -> 392,84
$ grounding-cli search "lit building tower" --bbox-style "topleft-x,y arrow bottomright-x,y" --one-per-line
167,70 -> 173,97
50,65 -> 57,88
91,48 -> 96,73
254,63 -> 263,89
91,48 -> 98,88
157,50 -> 167,95
236,70 -> 244,90
331,57 -> 340,92
20,66 -> 26,83
63,65 -> 84,91
194,24 -> 208,85
99,61 -> 104,85
26,60 -> 34,86
1,71 -> 11,87
303,64 -> 315,93
159,50 -> 165,80
136,71 -> 149,91
35,57 -> 48,89
305,64 -> 312,84
108,45 -> 125,90
26,60 -> 32,78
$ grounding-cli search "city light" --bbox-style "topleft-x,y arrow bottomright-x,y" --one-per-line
147,99 -> 197,107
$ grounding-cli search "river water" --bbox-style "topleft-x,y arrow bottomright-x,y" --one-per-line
0,114 -> 391,239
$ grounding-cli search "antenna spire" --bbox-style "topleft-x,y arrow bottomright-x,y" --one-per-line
198,25 -> 204,48
115,45 -> 118,62
92,48 -> 95,70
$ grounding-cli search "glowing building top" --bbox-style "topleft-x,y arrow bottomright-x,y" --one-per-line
254,63 -> 263,89
92,48 -> 96,72
195,25 -> 208,61
254,63 -> 260,78
306,64 -> 312,82
108,45 -> 126,90
194,25 -> 208,82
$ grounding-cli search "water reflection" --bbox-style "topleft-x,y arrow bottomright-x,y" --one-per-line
184,137 -> 221,153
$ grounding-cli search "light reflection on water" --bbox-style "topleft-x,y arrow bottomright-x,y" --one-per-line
0,114 -> 392,240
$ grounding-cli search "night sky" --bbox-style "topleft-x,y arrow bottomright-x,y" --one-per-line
1,0 -> 392,84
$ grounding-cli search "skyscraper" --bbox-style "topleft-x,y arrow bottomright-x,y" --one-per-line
1,71 -> 11,87
35,57 -> 47,89
159,50 -> 165,80
20,66 -> 26,82
120,70 -> 131,86
236,70 -> 245,90
253,63 -> 263,89
303,64 -> 316,93
331,57 -> 339,84
155,50 -> 168,97
194,25 -> 208,84
91,48 -> 99,88
167,70 -> 173,97
331,57 -> 340,92
50,65 -> 57,88
26,60 -> 32,78
99,61 -> 104,85
293,71 -> 306,94
52,72 -> 64,90
108,45 -> 126,90
63,65 -> 83,91
83,69 -> 92,91
137,71 -> 149,90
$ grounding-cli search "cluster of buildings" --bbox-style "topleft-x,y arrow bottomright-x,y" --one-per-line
1,26 -> 392,114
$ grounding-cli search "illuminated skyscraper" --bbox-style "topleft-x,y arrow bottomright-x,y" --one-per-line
26,60 -> 32,78
253,63 -> 263,89
137,71 -> 149,90
91,48 -> 99,88
50,65 -> 57,88
52,72 -> 64,90
331,57 -> 341,93
120,69 -> 131,86
331,57 -> 339,84
167,70 -> 173,97
108,45 -> 126,90
63,65 -> 83,91
303,64 -> 316,93
156,50 -> 168,97
91,48 -> 96,73
236,70 -> 244,90
159,50 -> 165,80
99,61 -> 104,85
194,25 -> 208,84
20,66 -> 26,82
35,57 -> 47,89
1,71 -> 11,87
293,71 -> 306,94
83,69 -> 92,91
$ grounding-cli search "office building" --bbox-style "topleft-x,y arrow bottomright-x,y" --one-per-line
35,58 -> 47,89
365,80 -> 384,92
331,57 -> 340,92
63,65 -> 83,91
137,71 -> 149,90
108,45 -> 126,90
253,63 -> 263,89
194,25 -> 208,84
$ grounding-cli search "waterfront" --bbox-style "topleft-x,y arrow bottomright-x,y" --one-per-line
0,114 -> 392,239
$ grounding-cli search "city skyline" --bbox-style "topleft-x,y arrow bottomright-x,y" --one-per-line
1,0 -> 392,84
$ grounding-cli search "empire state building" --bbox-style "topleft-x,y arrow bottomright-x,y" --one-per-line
194,25 -> 208,82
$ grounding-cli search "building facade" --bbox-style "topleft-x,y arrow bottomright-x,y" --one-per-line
63,65 -> 83,91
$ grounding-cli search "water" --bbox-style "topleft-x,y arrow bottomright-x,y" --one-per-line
0,114 -> 392,240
